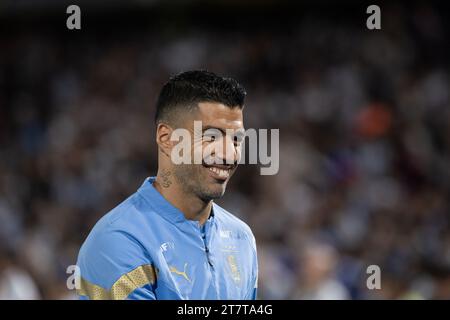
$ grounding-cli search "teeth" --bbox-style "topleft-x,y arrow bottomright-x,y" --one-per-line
208,167 -> 230,178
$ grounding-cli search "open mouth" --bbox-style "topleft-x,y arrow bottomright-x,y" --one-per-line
203,164 -> 234,181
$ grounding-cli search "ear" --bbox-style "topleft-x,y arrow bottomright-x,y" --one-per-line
156,123 -> 173,157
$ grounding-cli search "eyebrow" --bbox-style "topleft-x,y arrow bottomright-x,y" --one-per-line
202,126 -> 246,136
202,126 -> 227,136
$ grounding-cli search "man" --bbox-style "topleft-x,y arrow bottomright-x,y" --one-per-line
76,70 -> 258,300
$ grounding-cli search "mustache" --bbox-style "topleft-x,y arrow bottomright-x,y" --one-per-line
202,158 -> 237,169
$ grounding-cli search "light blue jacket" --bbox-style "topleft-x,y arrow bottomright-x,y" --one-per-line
76,177 -> 258,300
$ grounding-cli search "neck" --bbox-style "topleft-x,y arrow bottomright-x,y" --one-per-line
153,169 -> 212,225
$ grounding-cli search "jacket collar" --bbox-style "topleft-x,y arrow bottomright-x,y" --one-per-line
137,177 -> 215,227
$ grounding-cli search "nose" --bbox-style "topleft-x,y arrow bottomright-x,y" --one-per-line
214,135 -> 239,166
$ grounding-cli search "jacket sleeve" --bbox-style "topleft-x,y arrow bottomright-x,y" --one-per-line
76,228 -> 157,300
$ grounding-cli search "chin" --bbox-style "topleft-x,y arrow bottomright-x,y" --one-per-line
200,185 -> 227,200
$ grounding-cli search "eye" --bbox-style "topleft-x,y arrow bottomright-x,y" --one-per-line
202,128 -> 222,143
203,134 -> 216,142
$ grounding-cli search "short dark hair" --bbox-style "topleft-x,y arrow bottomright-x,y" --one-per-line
155,70 -> 246,124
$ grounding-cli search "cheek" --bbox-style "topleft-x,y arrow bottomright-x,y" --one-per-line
195,164 -> 208,177
189,139 -> 204,163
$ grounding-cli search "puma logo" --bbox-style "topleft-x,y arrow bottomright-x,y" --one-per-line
169,263 -> 191,283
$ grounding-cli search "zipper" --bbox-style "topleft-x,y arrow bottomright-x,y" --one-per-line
202,232 -> 214,269
199,219 -> 218,297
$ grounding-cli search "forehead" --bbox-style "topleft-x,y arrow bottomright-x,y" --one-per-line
192,102 -> 244,130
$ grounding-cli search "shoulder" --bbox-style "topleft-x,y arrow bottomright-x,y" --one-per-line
77,192 -> 156,289
79,193 -> 146,252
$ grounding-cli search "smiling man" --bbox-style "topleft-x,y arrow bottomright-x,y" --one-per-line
76,70 -> 258,300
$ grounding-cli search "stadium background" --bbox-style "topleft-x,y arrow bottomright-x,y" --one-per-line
1,0 -> 449,299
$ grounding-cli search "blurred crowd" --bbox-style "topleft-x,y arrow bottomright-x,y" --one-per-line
0,3 -> 449,299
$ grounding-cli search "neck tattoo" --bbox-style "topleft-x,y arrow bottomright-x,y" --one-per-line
160,169 -> 172,188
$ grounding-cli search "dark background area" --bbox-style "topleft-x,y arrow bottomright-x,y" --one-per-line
1,0 -> 450,299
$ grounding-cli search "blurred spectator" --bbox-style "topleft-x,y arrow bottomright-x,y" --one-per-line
291,242 -> 350,299
0,249 -> 41,299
